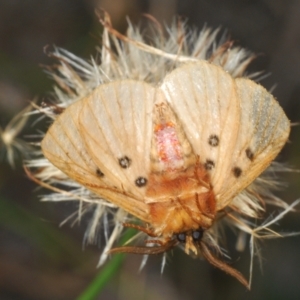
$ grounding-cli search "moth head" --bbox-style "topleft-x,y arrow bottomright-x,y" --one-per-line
108,225 -> 249,288
109,227 -> 205,256
176,228 -> 204,255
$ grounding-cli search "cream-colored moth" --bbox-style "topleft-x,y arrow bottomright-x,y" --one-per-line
41,59 -> 289,288
34,13 -> 292,289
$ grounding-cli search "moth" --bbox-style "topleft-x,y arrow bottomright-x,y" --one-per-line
41,59 -> 290,288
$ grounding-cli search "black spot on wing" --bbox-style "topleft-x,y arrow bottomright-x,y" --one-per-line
119,156 -> 132,169
204,159 -> 215,170
96,168 -> 104,177
208,134 -> 219,147
232,167 -> 242,178
245,148 -> 254,161
135,177 -> 147,187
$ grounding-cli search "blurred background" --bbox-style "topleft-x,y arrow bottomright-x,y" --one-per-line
1,0 -> 300,299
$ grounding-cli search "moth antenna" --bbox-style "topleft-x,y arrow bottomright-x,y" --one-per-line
109,239 -> 178,255
144,239 -> 165,246
200,241 -> 250,290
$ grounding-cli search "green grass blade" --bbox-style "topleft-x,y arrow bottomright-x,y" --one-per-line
76,228 -> 136,300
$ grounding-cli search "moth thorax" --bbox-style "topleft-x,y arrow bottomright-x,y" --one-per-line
146,161 -> 216,237
150,102 -> 194,172
148,186 -> 216,237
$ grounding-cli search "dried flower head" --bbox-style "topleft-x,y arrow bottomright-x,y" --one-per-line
23,12 -> 299,289
0,105 -> 32,167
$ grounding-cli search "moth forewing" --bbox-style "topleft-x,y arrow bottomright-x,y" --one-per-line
78,80 -> 155,198
216,79 -> 290,210
41,100 -> 103,184
161,61 -> 241,195
41,81 -> 153,222
80,185 -> 151,223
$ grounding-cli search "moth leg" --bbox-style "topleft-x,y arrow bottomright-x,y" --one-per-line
194,193 -> 215,219
177,197 -> 206,225
123,222 -> 156,237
